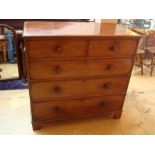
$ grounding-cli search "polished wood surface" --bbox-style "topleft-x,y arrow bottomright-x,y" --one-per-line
0,20 -> 90,30
24,21 -> 140,130
32,95 -> 124,121
27,39 -> 86,58
30,77 -> 128,101
29,58 -> 133,80
88,39 -> 138,57
23,22 -> 139,37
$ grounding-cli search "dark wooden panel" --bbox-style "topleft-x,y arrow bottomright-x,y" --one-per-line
32,95 -> 124,121
88,39 -> 137,57
27,39 -> 86,58
29,58 -> 133,80
30,77 -> 128,101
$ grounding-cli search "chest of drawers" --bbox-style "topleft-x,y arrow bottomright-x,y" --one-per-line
23,21 -> 140,130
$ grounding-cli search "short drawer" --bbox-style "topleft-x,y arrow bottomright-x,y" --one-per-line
30,77 -> 128,101
88,39 -> 138,57
32,95 -> 124,121
27,39 -> 86,59
29,58 -> 133,80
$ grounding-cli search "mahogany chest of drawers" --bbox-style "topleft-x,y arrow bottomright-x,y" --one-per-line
23,21 -> 140,130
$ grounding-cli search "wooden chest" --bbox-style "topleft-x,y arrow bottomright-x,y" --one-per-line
23,21 -> 140,130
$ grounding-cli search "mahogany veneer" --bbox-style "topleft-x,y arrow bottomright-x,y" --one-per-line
23,21 -> 140,130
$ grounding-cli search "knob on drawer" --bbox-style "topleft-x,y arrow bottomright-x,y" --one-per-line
54,46 -> 62,53
54,86 -> 62,93
54,66 -> 63,73
102,82 -> 111,89
106,64 -> 114,70
109,42 -> 119,51
53,106 -> 61,112
99,101 -> 107,108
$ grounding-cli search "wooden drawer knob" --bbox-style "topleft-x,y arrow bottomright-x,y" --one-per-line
54,66 -> 63,73
102,82 -> 111,89
53,106 -> 61,112
54,86 -> 62,94
106,64 -> 114,70
99,101 -> 107,108
54,46 -> 62,53
109,43 -> 119,51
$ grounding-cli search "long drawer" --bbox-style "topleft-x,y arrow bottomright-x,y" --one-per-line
88,39 -> 137,57
27,39 -> 86,59
30,77 -> 128,101
32,95 -> 124,121
29,58 -> 133,80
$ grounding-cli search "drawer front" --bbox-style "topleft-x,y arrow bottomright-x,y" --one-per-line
32,95 -> 124,121
88,39 -> 137,57
30,77 -> 128,101
29,59 -> 133,80
27,39 -> 86,58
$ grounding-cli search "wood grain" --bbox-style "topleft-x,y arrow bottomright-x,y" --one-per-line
88,39 -> 137,57
23,21 -> 140,130
32,95 -> 124,121
27,39 -> 86,58
29,58 -> 133,80
30,77 -> 128,101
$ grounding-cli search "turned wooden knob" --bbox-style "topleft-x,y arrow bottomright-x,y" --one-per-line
106,64 -> 114,70
102,82 -> 111,89
53,106 -> 61,112
109,43 -> 118,51
54,66 -> 63,73
54,46 -> 62,53
54,86 -> 62,93
99,101 -> 107,108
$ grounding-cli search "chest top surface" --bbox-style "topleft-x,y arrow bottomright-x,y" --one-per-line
23,21 -> 140,38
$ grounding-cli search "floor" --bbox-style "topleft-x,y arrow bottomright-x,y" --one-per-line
0,63 -> 18,79
0,65 -> 155,135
